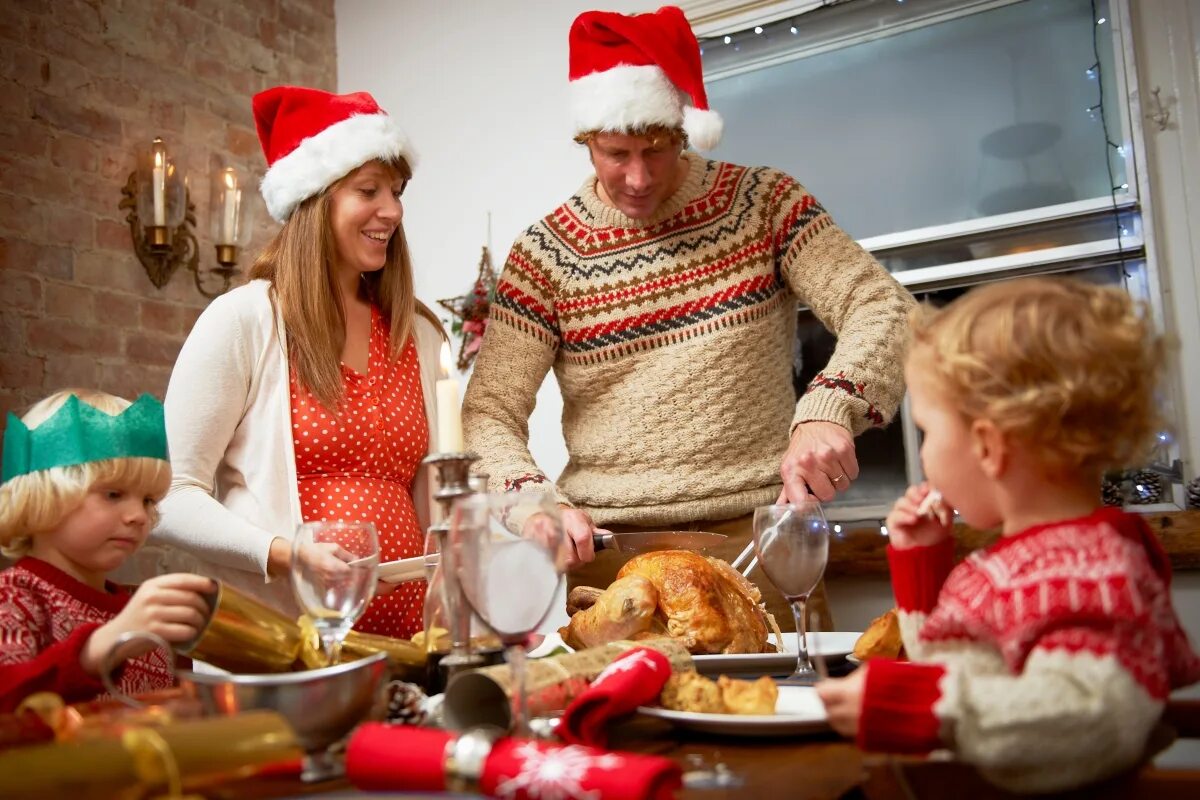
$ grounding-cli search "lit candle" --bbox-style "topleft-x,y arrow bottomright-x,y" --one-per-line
152,146 -> 166,226
436,341 -> 464,453
221,168 -> 240,245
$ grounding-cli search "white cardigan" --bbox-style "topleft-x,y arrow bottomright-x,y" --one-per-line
151,279 -> 442,615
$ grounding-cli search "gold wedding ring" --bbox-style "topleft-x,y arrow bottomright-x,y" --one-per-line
831,474 -> 846,484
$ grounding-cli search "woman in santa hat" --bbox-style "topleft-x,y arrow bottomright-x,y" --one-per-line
152,87 -> 443,639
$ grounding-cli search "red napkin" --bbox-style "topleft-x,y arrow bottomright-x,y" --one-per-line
346,723 -> 682,800
480,737 -> 681,800
559,646 -> 672,747
346,724 -> 452,793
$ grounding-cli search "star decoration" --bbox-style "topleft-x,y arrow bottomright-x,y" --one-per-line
438,245 -> 497,371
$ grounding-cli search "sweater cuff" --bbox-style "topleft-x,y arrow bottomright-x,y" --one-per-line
792,392 -> 857,436
888,538 -> 956,614
60,623 -> 110,696
859,659 -> 946,754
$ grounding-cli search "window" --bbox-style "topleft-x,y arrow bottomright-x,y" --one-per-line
703,0 -> 1186,518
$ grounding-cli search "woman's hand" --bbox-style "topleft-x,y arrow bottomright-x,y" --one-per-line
82,573 -> 216,675
815,667 -> 867,738
294,541 -> 356,583
885,482 -> 953,550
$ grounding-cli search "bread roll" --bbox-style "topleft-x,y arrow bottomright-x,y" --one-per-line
853,608 -> 903,660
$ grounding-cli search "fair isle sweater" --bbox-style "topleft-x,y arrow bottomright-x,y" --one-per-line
860,508 -> 1200,794
462,153 -> 914,526
0,558 -> 175,712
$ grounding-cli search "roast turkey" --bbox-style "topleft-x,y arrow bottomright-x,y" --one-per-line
560,550 -> 773,654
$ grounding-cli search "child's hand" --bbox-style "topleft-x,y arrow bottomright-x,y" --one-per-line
815,667 -> 867,738
82,573 -> 215,676
886,483 -> 953,550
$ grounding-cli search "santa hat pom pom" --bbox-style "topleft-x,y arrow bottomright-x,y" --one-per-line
683,106 -> 724,151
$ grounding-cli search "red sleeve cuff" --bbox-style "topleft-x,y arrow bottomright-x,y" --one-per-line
0,623 -> 107,712
858,658 -> 946,754
887,538 -> 956,613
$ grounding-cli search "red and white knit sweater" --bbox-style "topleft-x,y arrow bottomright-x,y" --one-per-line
0,557 -> 174,712
463,153 -> 914,526
861,507 -> 1200,793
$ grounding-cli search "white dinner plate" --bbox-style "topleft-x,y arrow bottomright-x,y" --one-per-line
528,631 -> 861,674
638,684 -> 829,736
691,631 -> 861,676
376,554 -> 434,584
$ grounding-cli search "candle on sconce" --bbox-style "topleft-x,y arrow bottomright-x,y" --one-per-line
220,168 -> 240,245
436,341 -> 464,453
151,145 -> 166,227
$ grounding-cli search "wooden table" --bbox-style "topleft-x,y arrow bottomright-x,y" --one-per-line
209,718 -> 866,799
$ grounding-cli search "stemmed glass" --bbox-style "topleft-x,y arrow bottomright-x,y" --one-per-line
753,501 -> 830,684
291,521 -> 380,666
451,492 -> 568,736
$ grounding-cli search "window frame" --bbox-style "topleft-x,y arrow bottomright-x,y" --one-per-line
696,0 -> 1189,516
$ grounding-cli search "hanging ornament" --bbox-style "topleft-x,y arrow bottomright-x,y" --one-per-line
1186,476 -> 1200,510
1128,469 -> 1164,505
1100,475 -> 1124,508
438,244 -> 497,372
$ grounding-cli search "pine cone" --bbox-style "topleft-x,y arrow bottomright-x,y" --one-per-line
1101,477 -> 1124,507
1129,470 -> 1164,505
383,680 -> 428,726
1187,476 -> 1200,510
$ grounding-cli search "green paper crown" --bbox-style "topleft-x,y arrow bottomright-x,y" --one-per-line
1,393 -> 168,483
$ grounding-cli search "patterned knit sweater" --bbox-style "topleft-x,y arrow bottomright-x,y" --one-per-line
0,557 -> 175,712
860,508 -> 1200,794
462,153 -> 914,525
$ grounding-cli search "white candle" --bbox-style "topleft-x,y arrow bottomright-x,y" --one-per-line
152,148 -> 165,226
221,169 -> 239,245
436,341 -> 464,453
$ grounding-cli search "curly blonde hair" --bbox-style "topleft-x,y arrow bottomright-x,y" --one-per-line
909,276 -> 1163,475
0,389 -> 171,558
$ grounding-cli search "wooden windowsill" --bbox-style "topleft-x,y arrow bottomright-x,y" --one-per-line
827,509 -> 1200,578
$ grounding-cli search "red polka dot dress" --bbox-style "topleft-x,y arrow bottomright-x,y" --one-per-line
290,307 -> 428,639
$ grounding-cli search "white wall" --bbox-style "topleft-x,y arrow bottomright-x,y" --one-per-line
337,0 -> 644,481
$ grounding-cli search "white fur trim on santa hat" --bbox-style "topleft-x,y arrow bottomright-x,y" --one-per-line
683,105 -> 724,151
259,113 -> 417,223
570,64 -> 686,137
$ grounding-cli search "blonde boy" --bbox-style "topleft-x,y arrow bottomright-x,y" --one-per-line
0,390 -> 212,711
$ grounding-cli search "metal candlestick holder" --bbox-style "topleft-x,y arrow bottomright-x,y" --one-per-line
423,451 -> 486,676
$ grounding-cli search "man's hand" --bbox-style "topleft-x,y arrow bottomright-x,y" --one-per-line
885,482 -> 953,550
521,506 -> 598,570
780,421 -> 858,503
815,667 -> 867,738
559,506 -> 598,570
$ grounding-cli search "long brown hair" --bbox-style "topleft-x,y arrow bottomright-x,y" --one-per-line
249,156 -> 442,412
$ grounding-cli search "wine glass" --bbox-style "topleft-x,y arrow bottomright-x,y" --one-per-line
291,521 -> 379,666
753,501 -> 830,684
451,492 -> 568,736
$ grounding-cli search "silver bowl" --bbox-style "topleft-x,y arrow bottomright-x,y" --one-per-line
180,651 -> 389,781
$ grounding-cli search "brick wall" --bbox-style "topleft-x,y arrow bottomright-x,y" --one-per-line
0,0 -> 337,419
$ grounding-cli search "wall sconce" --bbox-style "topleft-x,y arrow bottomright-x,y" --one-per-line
119,137 -> 239,299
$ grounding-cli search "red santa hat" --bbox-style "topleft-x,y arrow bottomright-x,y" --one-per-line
252,86 -> 417,223
568,6 -> 723,150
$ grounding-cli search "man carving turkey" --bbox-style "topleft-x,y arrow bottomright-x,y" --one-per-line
462,6 -> 914,630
